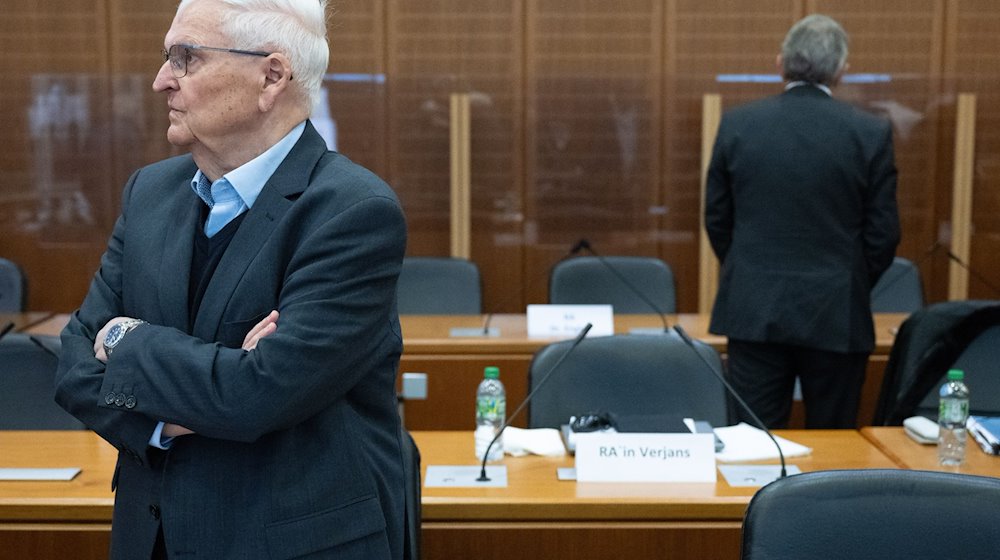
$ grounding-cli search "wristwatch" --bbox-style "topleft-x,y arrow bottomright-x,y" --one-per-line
103,319 -> 147,357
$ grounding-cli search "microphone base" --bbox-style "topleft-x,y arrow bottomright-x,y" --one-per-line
449,327 -> 501,338
718,464 -> 800,487
627,327 -> 670,335
424,465 -> 508,487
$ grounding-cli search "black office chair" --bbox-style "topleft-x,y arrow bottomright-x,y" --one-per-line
527,333 -> 729,429
0,333 -> 85,429
549,256 -> 676,314
397,257 -> 481,315
870,256 -> 924,313
0,257 -> 27,312
873,300 -> 1000,425
741,469 -> 1000,560
400,427 -> 421,560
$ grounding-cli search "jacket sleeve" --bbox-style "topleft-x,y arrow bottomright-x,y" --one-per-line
704,118 -> 734,262
863,119 -> 901,286
54,169 -> 160,462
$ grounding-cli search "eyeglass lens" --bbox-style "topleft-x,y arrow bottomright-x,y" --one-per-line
162,45 -> 190,78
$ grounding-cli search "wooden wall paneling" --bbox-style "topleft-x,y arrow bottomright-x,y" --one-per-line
949,0 -> 1000,300
814,0 -> 947,303
386,1 -> 524,312
0,0 -> 116,311
665,1 -> 800,312
324,0 -> 388,177
524,0 -> 663,309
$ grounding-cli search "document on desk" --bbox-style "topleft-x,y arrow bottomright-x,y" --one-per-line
714,423 -> 812,462
0,468 -> 81,481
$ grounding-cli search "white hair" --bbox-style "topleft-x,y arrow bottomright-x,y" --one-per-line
177,0 -> 329,110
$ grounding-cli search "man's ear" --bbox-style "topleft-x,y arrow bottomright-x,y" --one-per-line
259,53 -> 293,112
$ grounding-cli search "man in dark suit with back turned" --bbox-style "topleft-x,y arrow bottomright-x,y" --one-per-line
54,0 -> 407,558
705,14 -> 900,429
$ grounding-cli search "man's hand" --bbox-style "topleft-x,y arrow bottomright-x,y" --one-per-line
93,316 -> 138,363
243,310 -> 279,350
163,423 -> 195,437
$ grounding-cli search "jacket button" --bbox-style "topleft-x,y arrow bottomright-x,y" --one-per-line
149,505 -> 160,520
105,392 -> 117,405
124,395 -> 137,409
114,393 -> 126,407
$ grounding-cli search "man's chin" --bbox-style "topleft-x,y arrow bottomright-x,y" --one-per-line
165,127 -> 194,148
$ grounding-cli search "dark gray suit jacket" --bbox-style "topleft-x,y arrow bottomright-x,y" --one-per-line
55,122 -> 407,559
705,85 -> 900,353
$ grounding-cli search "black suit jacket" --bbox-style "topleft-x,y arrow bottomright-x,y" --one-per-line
55,122 -> 408,559
705,85 -> 900,353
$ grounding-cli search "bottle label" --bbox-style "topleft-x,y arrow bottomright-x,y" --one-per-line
477,397 -> 506,421
939,399 -> 969,423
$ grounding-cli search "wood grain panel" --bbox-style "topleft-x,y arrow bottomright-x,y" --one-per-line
525,0 -> 664,308
386,0 -> 524,312
0,0 -> 114,311
949,0 -> 1000,300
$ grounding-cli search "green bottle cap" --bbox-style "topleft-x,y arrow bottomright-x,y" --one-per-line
947,369 -> 964,381
484,366 -> 500,379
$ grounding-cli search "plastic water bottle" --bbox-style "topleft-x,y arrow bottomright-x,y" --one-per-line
938,368 -> 969,466
474,366 -> 506,462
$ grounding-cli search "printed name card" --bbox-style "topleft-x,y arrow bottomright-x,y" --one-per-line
526,304 -> 614,338
574,432 -> 716,483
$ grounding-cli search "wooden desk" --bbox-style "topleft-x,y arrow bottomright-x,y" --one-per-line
415,430 -> 897,560
18,313 -> 908,430
861,426 -> 1000,477
0,429 -> 897,560
0,431 -> 115,560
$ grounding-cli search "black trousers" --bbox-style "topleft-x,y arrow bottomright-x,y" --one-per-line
726,339 -> 869,429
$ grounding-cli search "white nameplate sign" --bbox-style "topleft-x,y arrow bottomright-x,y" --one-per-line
575,432 -> 716,483
526,304 -> 614,338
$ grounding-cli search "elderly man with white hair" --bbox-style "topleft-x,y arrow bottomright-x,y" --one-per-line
55,1 -> 407,558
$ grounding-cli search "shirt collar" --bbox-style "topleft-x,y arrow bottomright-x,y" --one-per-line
190,121 -> 307,209
785,81 -> 832,97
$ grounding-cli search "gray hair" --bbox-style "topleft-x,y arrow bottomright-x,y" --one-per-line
178,0 -> 329,110
781,14 -> 848,85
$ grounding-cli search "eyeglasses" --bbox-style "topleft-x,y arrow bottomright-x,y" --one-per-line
161,44 -> 271,78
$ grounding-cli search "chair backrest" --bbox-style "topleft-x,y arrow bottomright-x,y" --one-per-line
741,469 -> 1000,560
527,333 -> 728,429
870,256 -> 924,313
400,427 -> 421,560
397,257 -> 481,315
0,333 -> 85,429
549,256 -> 676,314
0,257 -> 27,312
873,299 -> 1000,425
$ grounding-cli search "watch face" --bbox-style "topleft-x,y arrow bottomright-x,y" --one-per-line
105,323 -> 127,348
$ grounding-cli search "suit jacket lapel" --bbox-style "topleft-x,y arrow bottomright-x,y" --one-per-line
156,160 -> 200,331
192,122 -> 330,340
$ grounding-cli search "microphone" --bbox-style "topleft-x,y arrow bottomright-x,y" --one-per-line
477,322 -> 592,482
672,324 -> 786,478
476,240 -> 592,336
28,334 -> 60,358
0,321 -> 14,343
573,239 -> 670,332
942,247 -> 1000,297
